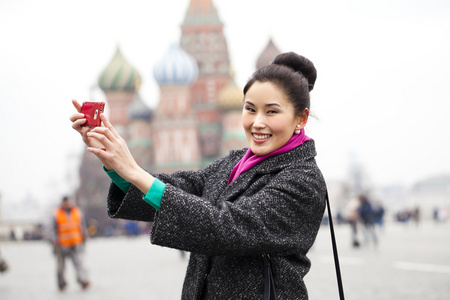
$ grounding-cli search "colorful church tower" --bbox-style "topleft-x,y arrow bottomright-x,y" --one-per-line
151,44 -> 201,173
98,46 -> 142,141
180,0 -> 232,164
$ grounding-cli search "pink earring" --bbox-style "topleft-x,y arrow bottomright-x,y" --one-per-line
294,125 -> 301,134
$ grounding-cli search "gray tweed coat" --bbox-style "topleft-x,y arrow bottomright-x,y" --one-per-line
107,140 -> 326,300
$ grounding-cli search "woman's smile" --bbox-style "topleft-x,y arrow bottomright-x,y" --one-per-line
252,133 -> 272,142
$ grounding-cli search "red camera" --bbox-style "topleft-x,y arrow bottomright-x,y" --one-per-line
81,101 -> 105,127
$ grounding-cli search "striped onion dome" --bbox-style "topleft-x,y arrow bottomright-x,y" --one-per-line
98,47 -> 142,92
153,44 -> 198,86
218,69 -> 244,111
128,93 -> 152,120
256,38 -> 281,70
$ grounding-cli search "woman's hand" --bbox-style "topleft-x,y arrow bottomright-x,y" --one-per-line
70,99 -> 154,194
86,113 -> 143,183
70,100 -> 104,149
70,99 -> 113,170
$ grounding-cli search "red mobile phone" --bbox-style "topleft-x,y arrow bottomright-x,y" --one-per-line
81,101 -> 105,127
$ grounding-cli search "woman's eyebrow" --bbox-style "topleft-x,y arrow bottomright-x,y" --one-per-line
244,100 -> 281,108
265,103 -> 281,108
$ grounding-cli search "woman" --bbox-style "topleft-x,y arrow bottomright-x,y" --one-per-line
70,52 -> 326,299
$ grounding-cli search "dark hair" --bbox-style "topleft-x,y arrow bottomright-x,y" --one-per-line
243,52 -> 317,116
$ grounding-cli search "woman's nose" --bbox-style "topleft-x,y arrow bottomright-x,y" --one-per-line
252,113 -> 266,128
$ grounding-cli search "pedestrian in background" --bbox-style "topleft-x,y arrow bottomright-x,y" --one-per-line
71,52 -> 327,299
0,249 -> 8,273
50,196 -> 90,291
344,196 -> 361,248
357,194 -> 378,246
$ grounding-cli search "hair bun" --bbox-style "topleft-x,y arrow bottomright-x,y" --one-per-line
272,52 -> 317,91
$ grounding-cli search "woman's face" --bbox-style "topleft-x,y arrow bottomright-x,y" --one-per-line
242,81 -> 305,156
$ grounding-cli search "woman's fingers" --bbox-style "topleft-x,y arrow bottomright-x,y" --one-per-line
72,99 -> 82,112
70,100 -> 86,133
70,112 -> 86,124
87,146 -> 106,156
69,112 -> 84,122
86,146 -> 110,162
86,129 -> 113,149
99,113 -> 121,139
89,125 -> 119,142
71,117 -> 87,130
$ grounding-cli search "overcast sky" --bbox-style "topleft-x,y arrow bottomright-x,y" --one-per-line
1,0 -> 450,215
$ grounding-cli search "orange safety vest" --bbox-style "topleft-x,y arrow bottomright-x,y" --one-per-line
55,207 -> 84,247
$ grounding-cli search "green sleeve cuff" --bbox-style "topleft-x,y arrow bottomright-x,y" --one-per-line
142,179 -> 165,211
103,166 -> 131,193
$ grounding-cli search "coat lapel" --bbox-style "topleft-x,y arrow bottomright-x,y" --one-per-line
219,141 -> 315,202
220,149 -> 293,201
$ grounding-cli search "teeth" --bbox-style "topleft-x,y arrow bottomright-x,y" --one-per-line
253,134 -> 271,139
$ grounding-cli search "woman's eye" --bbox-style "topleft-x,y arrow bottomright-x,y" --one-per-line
245,107 -> 255,112
267,110 -> 278,114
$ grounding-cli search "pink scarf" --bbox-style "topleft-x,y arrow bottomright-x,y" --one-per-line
227,129 -> 310,185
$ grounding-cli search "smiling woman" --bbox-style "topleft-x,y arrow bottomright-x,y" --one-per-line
70,51 -> 327,299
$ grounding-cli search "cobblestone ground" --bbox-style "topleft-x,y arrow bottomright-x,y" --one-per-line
0,221 -> 449,300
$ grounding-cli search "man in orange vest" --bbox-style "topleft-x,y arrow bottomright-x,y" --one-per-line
51,196 -> 90,291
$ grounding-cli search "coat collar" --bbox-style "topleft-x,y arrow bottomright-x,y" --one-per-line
222,140 -> 317,197
247,139 -> 317,174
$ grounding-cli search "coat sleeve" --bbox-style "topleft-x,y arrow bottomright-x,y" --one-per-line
150,161 -> 326,257
107,181 -> 156,222
106,152 -> 238,222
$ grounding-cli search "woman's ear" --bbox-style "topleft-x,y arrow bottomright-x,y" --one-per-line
297,108 -> 309,129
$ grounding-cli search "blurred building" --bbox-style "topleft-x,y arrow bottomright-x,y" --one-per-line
408,175 -> 450,220
75,0 -> 281,235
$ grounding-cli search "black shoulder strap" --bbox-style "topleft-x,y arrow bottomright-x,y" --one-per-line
325,190 -> 345,300
263,254 -> 276,300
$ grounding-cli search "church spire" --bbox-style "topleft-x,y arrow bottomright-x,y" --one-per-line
180,0 -> 229,76
256,38 -> 281,70
183,0 -> 221,25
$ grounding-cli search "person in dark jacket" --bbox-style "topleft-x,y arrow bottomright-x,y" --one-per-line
357,195 -> 378,246
70,52 -> 326,299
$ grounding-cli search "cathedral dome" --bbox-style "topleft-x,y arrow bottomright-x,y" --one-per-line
256,38 -> 281,70
153,44 -> 198,86
218,70 -> 243,111
128,94 -> 152,120
98,47 -> 142,92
